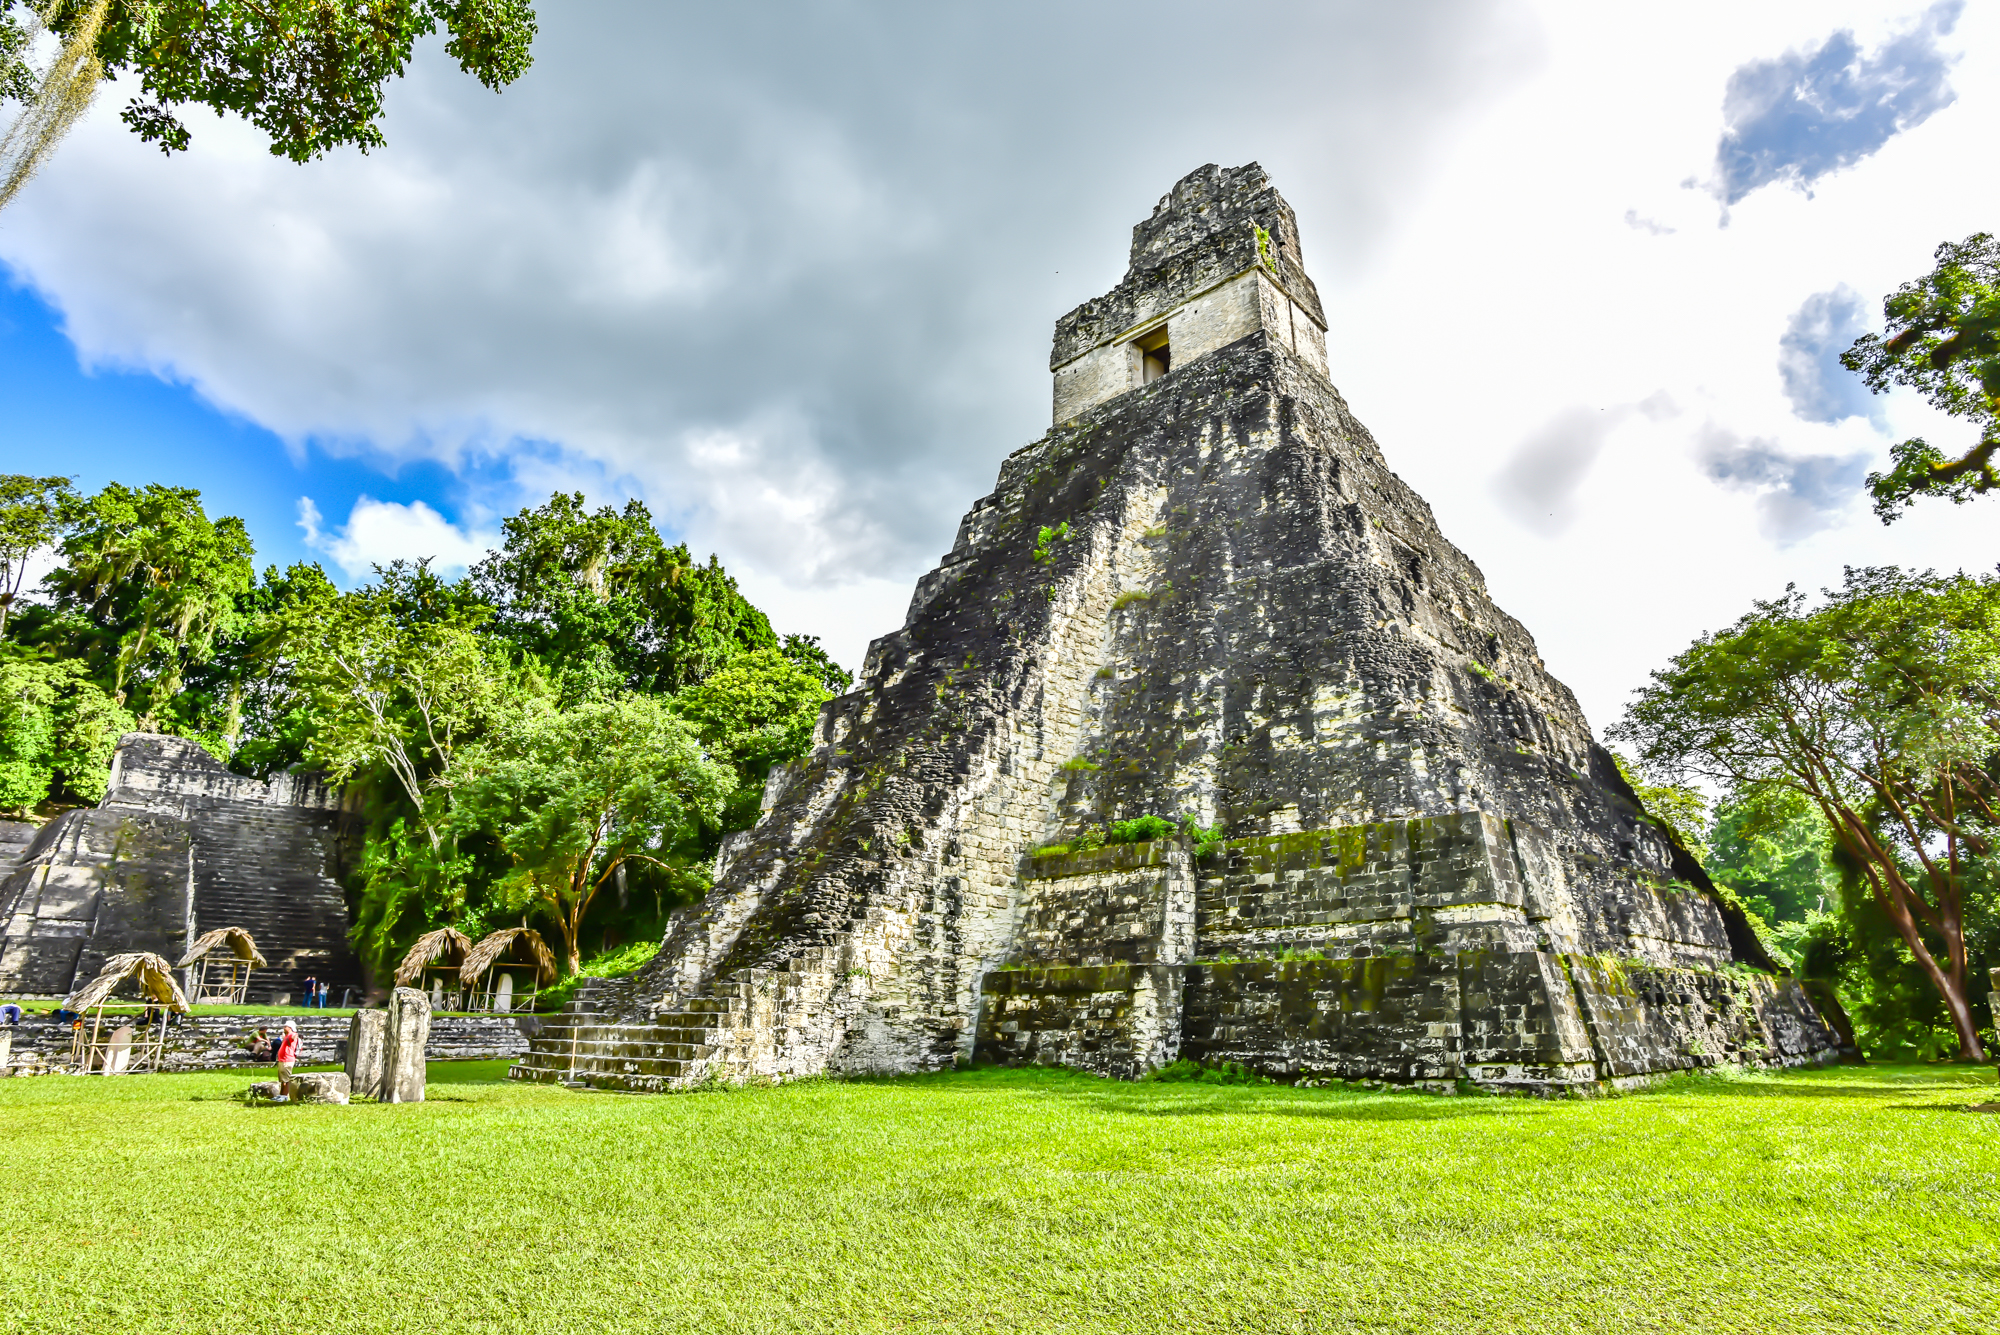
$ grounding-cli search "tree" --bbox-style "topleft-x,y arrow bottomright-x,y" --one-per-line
671,645 -> 831,831
1614,567 -> 2000,1059
470,492 -> 781,697
1705,786 -> 1840,926
280,564 -> 505,850
0,654 -> 132,810
1842,233 -> 2000,522
0,473 -> 78,641
29,481 -> 254,730
1608,749 -> 1709,860
456,694 -> 731,972
196,559 -> 340,769
780,632 -> 853,697
0,0 -> 537,209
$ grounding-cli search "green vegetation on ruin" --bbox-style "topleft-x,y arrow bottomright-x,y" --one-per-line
1,1060 -> 1994,1334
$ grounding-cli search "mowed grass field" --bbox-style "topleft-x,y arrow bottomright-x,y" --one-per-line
1,1062 -> 1994,1334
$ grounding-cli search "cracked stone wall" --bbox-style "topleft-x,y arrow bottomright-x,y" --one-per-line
534,162 -> 1840,1093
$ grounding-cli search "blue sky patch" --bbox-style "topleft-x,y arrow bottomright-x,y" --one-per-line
1777,286 -> 1885,426
1711,2 -> 1962,207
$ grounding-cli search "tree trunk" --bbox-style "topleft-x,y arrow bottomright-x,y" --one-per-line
1907,936 -> 1987,1060
1876,867 -> 1987,1060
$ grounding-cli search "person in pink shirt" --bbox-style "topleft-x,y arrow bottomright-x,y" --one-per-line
275,1020 -> 301,1096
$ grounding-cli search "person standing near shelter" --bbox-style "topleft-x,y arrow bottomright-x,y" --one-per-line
275,1020 -> 300,1097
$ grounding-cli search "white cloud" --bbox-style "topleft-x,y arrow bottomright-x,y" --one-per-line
1494,406 -> 1632,536
5,1 -> 2000,732
1693,423 -> 1869,544
1777,285 -> 1886,425
298,496 -> 498,582
1707,1 -> 1963,207
0,3 -> 1522,627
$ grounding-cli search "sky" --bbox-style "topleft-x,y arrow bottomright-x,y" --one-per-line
0,0 -> 1993,736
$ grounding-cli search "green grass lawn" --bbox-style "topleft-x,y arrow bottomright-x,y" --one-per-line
1,1062 -> 1994,1334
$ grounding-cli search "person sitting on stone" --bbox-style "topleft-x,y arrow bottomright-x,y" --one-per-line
247,1026 -> 272,1060
0,1002 -> 20,1025
274,1020 -> 301,1097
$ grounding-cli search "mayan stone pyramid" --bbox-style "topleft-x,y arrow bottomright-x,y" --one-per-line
512,163 -> 1846,1093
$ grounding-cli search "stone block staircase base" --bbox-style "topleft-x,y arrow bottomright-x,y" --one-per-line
507,949 -> 848,1092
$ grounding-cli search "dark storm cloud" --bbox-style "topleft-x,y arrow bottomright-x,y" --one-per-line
0,1 -> 1524,596
1709,2 -> 1961,208
1696,422 -> 1866,544
1494,405 -> 1630,537
1777,286 -> 1883,425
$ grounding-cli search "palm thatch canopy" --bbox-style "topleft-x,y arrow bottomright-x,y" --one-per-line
177,926 -> 268,969
459,927 -> 557,988
65,952 -> 191,1014
395,927 -> 473,986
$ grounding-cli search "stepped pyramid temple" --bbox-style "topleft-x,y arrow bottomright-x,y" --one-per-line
0,734 -> 356,1002
514,163 -> 1845,1093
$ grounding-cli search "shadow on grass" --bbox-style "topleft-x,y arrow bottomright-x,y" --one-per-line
1648,1067 -> 1996,1100
896,1067 -> 1548,1123
1102,1095 -> 1540,1123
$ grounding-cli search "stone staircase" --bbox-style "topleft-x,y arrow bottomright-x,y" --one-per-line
508,975 -> 731,1090
508,944 -> 855,1091
183,801 -> 354,1002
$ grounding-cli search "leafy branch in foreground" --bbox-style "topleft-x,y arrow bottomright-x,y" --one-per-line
1842,232 -> 2000,521
0,0 -> 538,210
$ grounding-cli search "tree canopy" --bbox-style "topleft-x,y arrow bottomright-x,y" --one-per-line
456,694 -> 732,972
0,0 -> 537,209
0,473 -> 78,641
26,481 -> 254,730
0,474 -> 848,992
1613,566 -> 2000,1059
469,491 -> 781,699
1843,233 -> 2000,521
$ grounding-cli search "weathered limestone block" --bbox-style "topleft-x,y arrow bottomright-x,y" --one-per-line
289,1072 -> 350,1104
380,987 -> 430,1103
247,1080 -> 281,1100
346,1008 -> 387,1099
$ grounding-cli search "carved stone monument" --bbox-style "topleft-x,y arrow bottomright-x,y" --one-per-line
379,987 -> 430,1103
289,1072 -> 351,1104
345,1008 -> 388,1100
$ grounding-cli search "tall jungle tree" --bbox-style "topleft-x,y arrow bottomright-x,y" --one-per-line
31,481 -> 254,730
1614,567 -> 2000,1059
456,693 -> 732,973
0,473 -> 78,641
470,492 -> 781,697
279,559 -> 505,851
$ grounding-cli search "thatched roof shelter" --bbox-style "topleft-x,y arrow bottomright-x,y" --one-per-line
459,927 -> 557,988
65,952 -> 191,1014
176,926 -> 268,969
395,927 -> 473,987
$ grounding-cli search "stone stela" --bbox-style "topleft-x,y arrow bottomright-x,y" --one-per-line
509,162 -> 1846,1095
